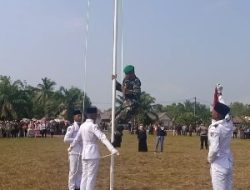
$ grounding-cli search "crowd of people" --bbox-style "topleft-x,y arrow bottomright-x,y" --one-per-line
0,119 -> 69,138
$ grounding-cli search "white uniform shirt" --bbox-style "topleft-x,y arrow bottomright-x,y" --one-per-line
208,118 -> 233,169
64,122 -> 82,155
40,123 -> 46,130
71,119 -> 116,159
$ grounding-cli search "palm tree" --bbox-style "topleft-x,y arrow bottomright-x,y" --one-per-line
36,77 -> 56,116
164,101 -> 210,126
0,76 -> 30,120
115,91 -> 158,125
58,87 -> 91,121
135,91 -> 158,125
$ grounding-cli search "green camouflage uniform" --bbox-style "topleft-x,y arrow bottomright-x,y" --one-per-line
113,65 -> 141,146
116,75 -> 141,122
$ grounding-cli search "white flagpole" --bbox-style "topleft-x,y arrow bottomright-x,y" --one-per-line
82,0 -> 91,115
110,0 -> 119,189
120,0 -> 124,80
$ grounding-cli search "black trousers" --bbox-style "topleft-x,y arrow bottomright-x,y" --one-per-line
200,135 -> 208,149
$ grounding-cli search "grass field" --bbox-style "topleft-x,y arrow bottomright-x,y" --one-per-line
0,132 -> 249,190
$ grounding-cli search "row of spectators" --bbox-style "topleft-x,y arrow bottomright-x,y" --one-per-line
1,119 -> 249,139
0,119 -> 70,138
234,126 -> 250,139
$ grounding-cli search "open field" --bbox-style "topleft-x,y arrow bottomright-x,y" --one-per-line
0,132 -> 249,190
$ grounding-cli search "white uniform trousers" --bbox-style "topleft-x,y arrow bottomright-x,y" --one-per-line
68,154 -> 82,190
80,159 -> 99,190
210,164 -> 232,190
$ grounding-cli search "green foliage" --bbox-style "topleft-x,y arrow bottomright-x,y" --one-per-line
135,91 -> 158,125
164,100 -> 210,125
152,104 -> 164,112
58,87 -> 91,121
116,91 -> 158,125
1,75 -> 250,124
36,77 -> 56,117
230,102 -> 250,116
0,75 -> 91,120
0,76 -> 31,120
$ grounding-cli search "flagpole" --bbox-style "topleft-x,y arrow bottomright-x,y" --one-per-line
110,0 -> 119,189
120,0 -> 124,80
82,0 -> 91,116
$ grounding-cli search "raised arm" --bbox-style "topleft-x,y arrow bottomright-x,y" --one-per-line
112,74 -> 122,92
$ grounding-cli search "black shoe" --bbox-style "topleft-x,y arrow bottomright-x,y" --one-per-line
75,188 -> 80,190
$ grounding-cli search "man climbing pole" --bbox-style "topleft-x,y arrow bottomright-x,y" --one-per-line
112,65 -> 141,147
114,65 -> 141,122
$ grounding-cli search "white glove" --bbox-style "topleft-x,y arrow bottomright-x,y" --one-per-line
112,149 -> 120,156
216,83 -> 223,94
68,146 -> 73,152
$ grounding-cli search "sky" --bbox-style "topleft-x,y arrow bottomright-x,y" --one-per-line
0,0 -> 250,110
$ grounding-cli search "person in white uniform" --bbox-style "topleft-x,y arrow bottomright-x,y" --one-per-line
64,110 -> 82,190
68,106 -> 119,190
208,102 -> 233,190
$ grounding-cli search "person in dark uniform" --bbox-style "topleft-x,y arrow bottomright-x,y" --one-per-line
112,65 -> 141,146
113,65 -> 141,122
112,123 -> 124,148
199,123 -> 208,150
137,124 -> 148,152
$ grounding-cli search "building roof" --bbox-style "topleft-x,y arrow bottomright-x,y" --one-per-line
158,112 -> 171,121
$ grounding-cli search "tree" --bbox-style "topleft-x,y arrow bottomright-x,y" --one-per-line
152,104 -> 164,112
175,112 -> 195,126
0,76 -> 93,120
0,76 -> 30,120
36,77 -> 56,116
164,100 -> 210,126
230,102 -> 250,116
135,91 -> 158,125
58,87 -> 91,121
115,91 -> 158,125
